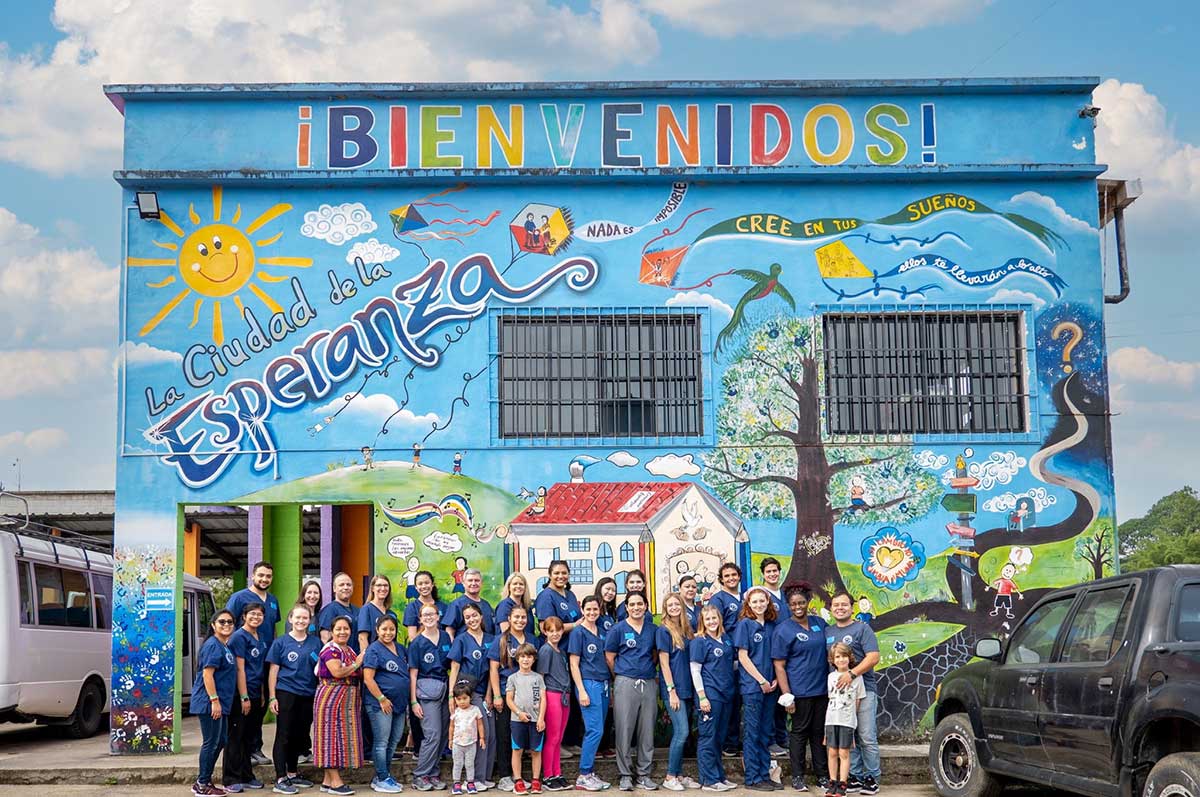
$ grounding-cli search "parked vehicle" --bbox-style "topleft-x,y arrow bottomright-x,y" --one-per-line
930,565 -> 1200,797
0,526 -> 213,737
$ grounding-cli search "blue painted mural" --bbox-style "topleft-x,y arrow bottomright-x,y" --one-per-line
108,80 -> 1115,750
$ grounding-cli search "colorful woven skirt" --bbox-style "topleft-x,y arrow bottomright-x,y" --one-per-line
312,680 -> 363,769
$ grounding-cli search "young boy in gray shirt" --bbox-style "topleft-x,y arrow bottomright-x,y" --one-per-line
505,644 -> 547,792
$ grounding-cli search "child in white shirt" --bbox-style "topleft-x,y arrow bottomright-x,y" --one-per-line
450,683 -> 486,794
824,643 -> 866,797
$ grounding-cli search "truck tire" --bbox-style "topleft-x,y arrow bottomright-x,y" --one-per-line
1145,753 -> 1200,797
63,680 -> 105,739
929,712 -> 1002,797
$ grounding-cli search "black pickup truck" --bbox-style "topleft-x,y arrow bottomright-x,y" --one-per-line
929,565 -> 1200,797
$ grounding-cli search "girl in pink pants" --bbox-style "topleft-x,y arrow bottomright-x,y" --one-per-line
536,617 -> 571,791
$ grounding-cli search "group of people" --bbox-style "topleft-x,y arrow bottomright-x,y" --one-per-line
190,558 -> 883,797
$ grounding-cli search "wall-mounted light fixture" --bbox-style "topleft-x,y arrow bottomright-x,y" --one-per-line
135,191 -> 160,220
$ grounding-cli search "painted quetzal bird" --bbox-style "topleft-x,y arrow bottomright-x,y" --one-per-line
715,262 -> 795,351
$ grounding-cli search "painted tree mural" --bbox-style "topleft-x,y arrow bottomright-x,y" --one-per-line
702,315 -> 943,599
1075,520 -> 1115,580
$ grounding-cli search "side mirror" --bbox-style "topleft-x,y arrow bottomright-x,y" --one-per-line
975,638 -> 1003,660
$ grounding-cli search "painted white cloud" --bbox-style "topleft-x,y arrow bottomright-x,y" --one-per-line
981,487 -> 1058,514
639,0 -> 988,37
313,393 -> 441,430
645,453 -> 701,478
347,237 -> 401,265
941,451 -> 1026,491
0,348 -> 110,400
1006,192 -> 1097,234
912,450 -> 948,470
987,289 -> 1046,310
301,203 -> 377,245
119,341 -> 183,367
424,530 -> 463,553
0,207 -> 117,346
1110,346 -> 1200,388
0,427 -> 69,454
607,450 -> 639,468
665,291 -> 733,320
1094,79 -> 1200,208
0,0 -> 659,176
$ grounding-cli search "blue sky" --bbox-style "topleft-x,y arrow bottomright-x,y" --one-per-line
0,0 -> 1197,519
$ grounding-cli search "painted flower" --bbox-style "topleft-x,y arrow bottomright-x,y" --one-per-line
893,640 -> 908,654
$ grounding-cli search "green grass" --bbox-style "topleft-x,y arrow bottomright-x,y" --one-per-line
875,621 -> 964,668
978,518 -> 1115,591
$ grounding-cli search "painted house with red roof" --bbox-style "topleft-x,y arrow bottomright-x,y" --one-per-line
506,481 -> 750,612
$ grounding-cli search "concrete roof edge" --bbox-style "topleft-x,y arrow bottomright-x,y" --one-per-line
101,77 -> 1101,105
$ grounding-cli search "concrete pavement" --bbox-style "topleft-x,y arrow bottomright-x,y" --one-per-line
0,788 -> 948,797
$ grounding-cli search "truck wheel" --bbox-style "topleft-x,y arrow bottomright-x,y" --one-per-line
1145,753 -> 1200,797
929,712 -> 1002,797
64,681 -> 105,739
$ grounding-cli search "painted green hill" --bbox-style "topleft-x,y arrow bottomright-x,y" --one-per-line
237,461 -> 530,598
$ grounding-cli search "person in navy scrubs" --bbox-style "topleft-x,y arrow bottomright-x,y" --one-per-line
773,583 -> 830,791
267,604 -> 322,794
191,609 -> 238,796
690,604 -> 737,791
604,590 -> 659,791
447,603 -> 497,786
734,587 -> 779,791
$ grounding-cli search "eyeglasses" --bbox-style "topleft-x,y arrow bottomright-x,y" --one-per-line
215,619 -> 235,626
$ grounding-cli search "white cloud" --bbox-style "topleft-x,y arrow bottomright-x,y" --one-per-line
665,291 -> 733,320
300,203 -> 377,245
0,0 -> 659,176
607,451 -> 639,468
0,348 -> 110,399
645,453 -> 701,478
981,487 -> 1058,514
0,427 -> 69,454
347,238 -> 401,265
987,289 -> 1046,310
638,0 -> 988,37
423,530 -> 463,553
1006,192 -> 1096,234
941,451 -> 1026,491
1094,79 -> 1200,207
1110,346 -> 1200,388
313,393 -> 441,429
0,207 -> 117,346
913,450 -> 948,470
119,341 -> 183,367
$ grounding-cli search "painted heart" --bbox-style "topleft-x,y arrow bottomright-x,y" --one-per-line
876,546 -> 905,570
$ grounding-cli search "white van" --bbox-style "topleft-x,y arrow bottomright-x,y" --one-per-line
0,527 -> 214,737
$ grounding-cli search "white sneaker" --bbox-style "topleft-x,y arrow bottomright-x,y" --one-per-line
681,779 -> 701,790
498,779 -> 515,793
700,787 -> 723,793
575,776 -> 601,792
719,782 -> 738,791
661,778 -> 683,792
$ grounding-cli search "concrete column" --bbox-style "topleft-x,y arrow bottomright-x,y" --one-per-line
267,504 -> 303,638
319,505 -> 334,599
183,521 -> 201,577
247,506 -> 264,580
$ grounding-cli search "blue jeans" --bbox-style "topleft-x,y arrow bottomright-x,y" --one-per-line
579,679 -> 610,775
198,712 -> 228,785
365,702 -> 407,781
662,691 -> 691,777
849,691 -> 881,780
697,698 -> 730,786
741,689 -> 778,784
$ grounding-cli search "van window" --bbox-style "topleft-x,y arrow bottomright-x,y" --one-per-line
34,565 -> 93,628
17,562 -> 34,624
91,573 -> 112,630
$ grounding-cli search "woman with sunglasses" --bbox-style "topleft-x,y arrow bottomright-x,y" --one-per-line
190,609 -> 238,796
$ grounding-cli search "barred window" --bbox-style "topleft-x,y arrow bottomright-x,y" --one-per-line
568,537 -> 591,552
497,311 -> 704,439
822,310 -> 1027,436
567,559 -> 594,584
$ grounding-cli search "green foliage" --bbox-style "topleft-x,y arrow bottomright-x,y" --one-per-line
1120,487 -> 1200,570
206,576 -> 234,610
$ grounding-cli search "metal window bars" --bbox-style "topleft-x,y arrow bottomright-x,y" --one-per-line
820,308 -> 1029,437
495,308 -> 706,441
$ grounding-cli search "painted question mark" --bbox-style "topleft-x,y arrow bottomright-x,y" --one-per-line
1051,321 -> 1083,373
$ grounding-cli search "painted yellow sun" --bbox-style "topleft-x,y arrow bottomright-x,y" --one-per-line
128,186 -> 313,344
